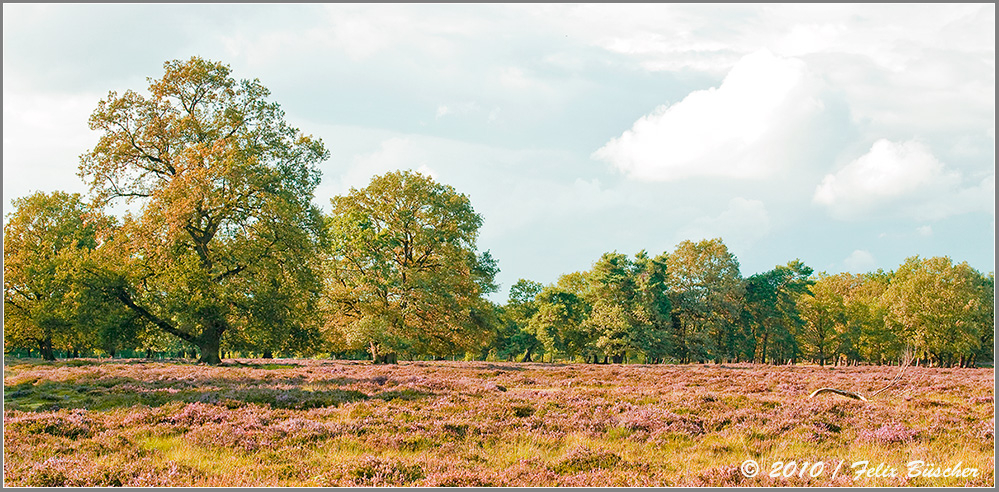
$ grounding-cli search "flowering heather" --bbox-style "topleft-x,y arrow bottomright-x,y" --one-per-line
3,359 -> 994,486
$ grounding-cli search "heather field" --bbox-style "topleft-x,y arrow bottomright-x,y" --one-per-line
2,359 -> 994,487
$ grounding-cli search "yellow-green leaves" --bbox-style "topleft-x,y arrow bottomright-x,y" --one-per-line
3,192 -> 108,358
324,170 -> 496,361
77,56 -> 329,364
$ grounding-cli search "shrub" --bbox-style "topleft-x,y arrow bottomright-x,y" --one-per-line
550,446 -> 622,475
347,456 -> 425,485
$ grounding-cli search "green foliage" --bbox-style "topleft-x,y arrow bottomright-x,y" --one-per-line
490,279 -> 544,362
581,251 -> 672,363
528,285 -> 588,361
797,272 -> 847,365
743,260 -> 813,364
664,239 -> 744,363
883,256 -> 990,366
77,56 -> 329,364
3,191 -> 128,359
324,170 -> 498,362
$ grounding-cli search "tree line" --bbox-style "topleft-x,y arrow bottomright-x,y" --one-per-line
492,244 -> 993,368
4,57 -> 994,367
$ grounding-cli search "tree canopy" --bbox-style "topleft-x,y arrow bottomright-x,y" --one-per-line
323,170 -> 498,363
3,192 -> 110,359
77,56 -> 329,364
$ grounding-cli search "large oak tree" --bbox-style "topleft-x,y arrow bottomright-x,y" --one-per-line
78,57 -> 329,364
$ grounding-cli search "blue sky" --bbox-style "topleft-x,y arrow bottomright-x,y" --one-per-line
3,3 -> 994,301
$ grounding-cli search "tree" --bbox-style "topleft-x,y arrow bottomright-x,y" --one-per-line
581,251 -> 672,364
324,170 -> 498,363
743,260 -> 813,364
846,271 -> 896,365
798,273 -> 846,366
970,272 -> 994,367
3,192 -> 115,359
583,252 -> 636,363
495,279 -> 544,362
883,256 -> 988,367
527,285 -> 588,363
630,251 -> 673,363
664,238 -> 744,363
78,56 -> 329,364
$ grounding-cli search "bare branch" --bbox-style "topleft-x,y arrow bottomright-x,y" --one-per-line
808,344 -> 914,402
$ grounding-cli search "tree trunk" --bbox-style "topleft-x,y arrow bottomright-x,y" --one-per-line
370,341 -> 398,364
521,347 -> 533,363
760,332 -> 769,364
197,336 -> 222,365
39,337 -> 55,361
196,318 -> 225,365
612,354 -> 624,364
374,352 -> 398,364
262,350 -> 273,359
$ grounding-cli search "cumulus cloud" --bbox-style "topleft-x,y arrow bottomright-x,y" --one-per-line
592,49 -> 828,181
843,249 -> 877,273
813,139 -> 993,220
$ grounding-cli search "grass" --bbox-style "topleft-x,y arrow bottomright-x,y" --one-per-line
3,358 -> 994,486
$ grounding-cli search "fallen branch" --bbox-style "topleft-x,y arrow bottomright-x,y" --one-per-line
808,387 -> 868,401
808,345 -> 914,402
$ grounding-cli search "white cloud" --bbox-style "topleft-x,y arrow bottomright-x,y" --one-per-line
677,197 -> 771,254
480,177 -> 626,239
916,225 -> 933,237
813,139 -> 992,220
322,137 -> 438,197
843,249 -> 877,273
434,101 -> 480,120
592,49 -> 828,182
2,92 -> 101,202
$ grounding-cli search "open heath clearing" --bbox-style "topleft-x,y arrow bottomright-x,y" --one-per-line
3,359 -> 994,487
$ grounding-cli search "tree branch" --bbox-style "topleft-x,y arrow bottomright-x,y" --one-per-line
114,288 -> 198,345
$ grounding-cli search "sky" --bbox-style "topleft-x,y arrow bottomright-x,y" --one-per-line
3,3 -> 995,302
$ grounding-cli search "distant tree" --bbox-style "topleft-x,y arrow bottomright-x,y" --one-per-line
78,56 -> 329,364
580,251 -> 672,364
630,251 -> 673,363
744,260 -> 813,364
883,256 -> 989,367
665,239 -> 744,363
583,252 -> 637,363
324,170 -> 498,363
970,272 -> 994,367
3,192 -> 106,359
222,273 -> 326,359
846,271 -> 896,365
798,272 -> 847,366
527,285 -> 588,363
495,279 -> 544,362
